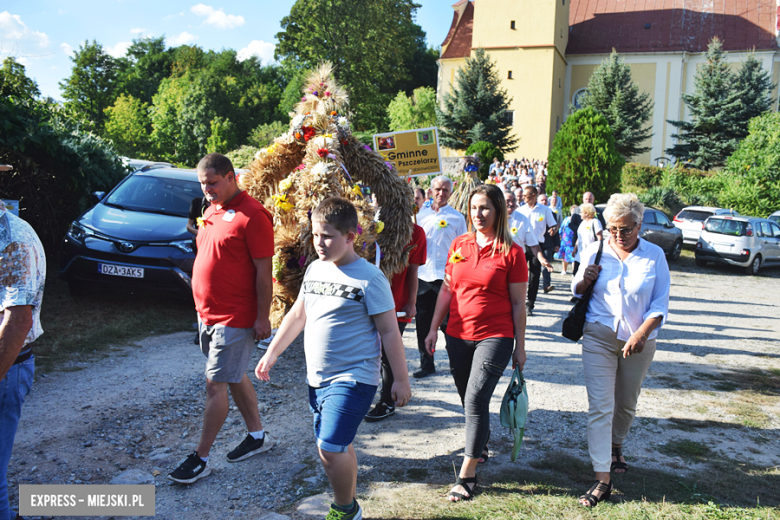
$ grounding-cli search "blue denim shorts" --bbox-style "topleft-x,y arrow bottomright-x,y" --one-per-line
308,381 -> 377,453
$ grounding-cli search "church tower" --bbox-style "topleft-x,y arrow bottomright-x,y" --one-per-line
438,0 -> 571,159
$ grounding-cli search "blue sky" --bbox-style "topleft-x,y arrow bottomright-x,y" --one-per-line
2,0 -> 455,100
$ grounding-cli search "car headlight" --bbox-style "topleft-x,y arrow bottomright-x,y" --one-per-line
67,221 -> 96,243
170,239 -> 194,254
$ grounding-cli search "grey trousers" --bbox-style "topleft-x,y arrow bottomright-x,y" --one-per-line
582,321 -> 656,472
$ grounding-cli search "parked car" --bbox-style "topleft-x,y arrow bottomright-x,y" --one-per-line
121,157 -> 173,172
695,215 -> 780,275
60,167 -> 200,296
768,210 -> 780,225
673,206 -> 738,245
595,204 -> 682,260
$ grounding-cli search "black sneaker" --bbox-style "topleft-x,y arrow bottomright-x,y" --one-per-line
526,304 -> 534,316
412,367 -> 435,378
168,452 -> 211,484
364,402 -> 395,422
226,433 -> 273,462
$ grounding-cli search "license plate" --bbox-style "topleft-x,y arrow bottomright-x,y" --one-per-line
98,263 -> 144,278
713,243 -> 733,253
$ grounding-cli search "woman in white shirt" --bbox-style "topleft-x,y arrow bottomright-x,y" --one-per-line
573,203 -> 603,274
571,193 -> 670,508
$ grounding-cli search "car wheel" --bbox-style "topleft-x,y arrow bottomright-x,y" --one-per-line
694,257 -> 707,267
746,255 -> 761,275
667,240 -> 682,262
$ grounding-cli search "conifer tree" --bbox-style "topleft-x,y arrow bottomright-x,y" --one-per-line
734,52 -> 774,137
666,38 -> 745,169
579,50 -> 653,160
437,48 -> 517,152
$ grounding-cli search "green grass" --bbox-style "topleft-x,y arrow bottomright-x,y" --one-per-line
34,273 -> 195,372
660,440 -> 712,461
358,452 -> 780,519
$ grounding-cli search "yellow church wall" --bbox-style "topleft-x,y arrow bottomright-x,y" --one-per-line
472,0 -> 563,49
549,51 -> 568,156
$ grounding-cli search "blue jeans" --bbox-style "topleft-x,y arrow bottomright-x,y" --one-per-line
309,381 -> 377,453
0,356 -> 34,520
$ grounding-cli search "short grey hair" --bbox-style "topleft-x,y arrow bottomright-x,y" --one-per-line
603,193 -> 644,225
432,175 -> 453,190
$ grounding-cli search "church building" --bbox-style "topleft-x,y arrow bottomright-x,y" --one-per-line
437,0 -> 780,164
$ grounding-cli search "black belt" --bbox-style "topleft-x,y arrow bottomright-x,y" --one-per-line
13,351 -> 32,365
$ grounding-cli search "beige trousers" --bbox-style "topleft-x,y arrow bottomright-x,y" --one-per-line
582,321 -> 656,472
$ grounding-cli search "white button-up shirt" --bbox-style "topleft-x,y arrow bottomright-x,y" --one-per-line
518,203 -> 557,244
571,237 -> 670,341
417,204 -> 467,282
508,211 -> 538,249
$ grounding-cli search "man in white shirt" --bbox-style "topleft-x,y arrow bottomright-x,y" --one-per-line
414,176 -> 467,378
506,190 -> 553,272
518,186 -> 558,315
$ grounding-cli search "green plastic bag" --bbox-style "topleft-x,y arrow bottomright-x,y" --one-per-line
500,367 -> 528,462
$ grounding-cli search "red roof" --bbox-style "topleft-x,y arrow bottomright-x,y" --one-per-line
441,1 -> 474,59
567,0 -> 779,54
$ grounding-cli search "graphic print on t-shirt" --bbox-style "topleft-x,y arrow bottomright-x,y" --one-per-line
302,280 -> 365,302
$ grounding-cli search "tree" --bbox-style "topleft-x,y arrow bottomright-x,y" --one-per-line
247,121 -> 288,148
0,57 -> 40,99
104,94 -> 152,158
206,116 -> 236,154
60,40 -> 118,131
437,48 -> 517,152
666,38 -> 745,169
275,0 -> 432,130
722,112 -> 780,216
547,107 -> 624,206
387,87 -> 437,131
734,52 -> 774,137
579,50 -> 653,160
116,36 -> 174,105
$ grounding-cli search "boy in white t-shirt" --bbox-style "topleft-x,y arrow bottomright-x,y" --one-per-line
256,197 -> 411,520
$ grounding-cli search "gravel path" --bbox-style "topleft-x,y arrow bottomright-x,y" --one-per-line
8,258 -> 780,519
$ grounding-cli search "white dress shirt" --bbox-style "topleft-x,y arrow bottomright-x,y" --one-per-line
417,204 -> 467,282
508,211 -> 538,249
518,203 -> 557,244
574,218 -> 603,263
571,237 -> 670,341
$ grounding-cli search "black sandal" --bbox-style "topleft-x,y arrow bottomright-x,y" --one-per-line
579,480 -> 612,507
478,431 -> 490,464
448,475 -> 478,501
611,446 -> 628,473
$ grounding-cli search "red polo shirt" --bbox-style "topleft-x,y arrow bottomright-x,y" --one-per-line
391,224 -> 427,324
192,191 -> 274,328
444,234 -> 527,341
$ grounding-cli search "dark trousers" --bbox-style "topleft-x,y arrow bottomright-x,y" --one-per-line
541,244 -> 555,288
379,322 -> 407,405
524,247 -> 542,309
446,335 -> 514,459
415,279 -> 448,371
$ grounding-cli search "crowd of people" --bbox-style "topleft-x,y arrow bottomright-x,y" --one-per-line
0,154 -> 670,520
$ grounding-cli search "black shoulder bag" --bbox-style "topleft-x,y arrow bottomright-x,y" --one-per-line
562,238 -> 603,342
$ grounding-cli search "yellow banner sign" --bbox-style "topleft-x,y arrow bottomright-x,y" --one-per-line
373,127 -> 441,177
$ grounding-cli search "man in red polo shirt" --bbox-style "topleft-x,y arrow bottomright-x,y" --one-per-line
169,153 -> 274,484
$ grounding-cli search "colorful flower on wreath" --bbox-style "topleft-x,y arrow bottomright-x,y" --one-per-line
296,164 -> 306,171
325,91 -> 331,97
438,219 -> 448,229
272,254 -> 284,280
311,162 -> 329,180
375,221 -> 384,234
357,224 -> 363,235
298,256 -> 306,268
279,178 -> 293,191
292,114 -> 305,128
302,127 -> 316,141
331,111 -> 337,116
385,161 -> 393,170
448,248 -> 466,264
316,148 -> 329,158
337,116 -> 349,129
352,184 -> 363,197
272,194 -> 294,212
363,144 -> 372,151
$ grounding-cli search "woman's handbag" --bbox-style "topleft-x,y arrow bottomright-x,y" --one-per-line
561,239 -> 604,342
500,367 -> 528,462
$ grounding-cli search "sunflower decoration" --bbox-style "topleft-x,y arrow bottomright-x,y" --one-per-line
511,226 -> 518,235
449,248 -> 466,264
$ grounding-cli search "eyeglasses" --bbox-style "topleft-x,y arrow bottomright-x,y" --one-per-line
606,224 -> 637,236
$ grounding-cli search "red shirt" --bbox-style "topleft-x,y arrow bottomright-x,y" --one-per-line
444,234 -> 528,340
192,191 -> 274,328
391,224 -> 427,323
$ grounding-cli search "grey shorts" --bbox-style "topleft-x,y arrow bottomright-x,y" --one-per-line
199,319 -> 255,383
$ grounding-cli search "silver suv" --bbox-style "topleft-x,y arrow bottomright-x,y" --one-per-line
674,206 -> 739,245
695,215 -> 780,275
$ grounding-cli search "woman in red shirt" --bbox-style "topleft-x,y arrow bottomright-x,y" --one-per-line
424,184 -> 528,501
